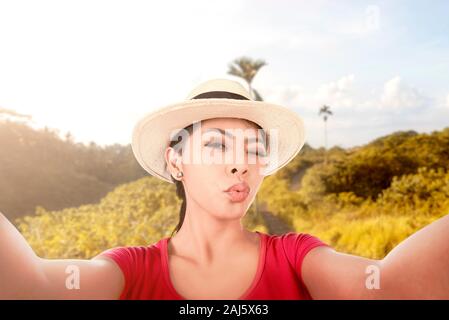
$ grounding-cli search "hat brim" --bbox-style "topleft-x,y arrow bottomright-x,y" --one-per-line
132,98 -> 306,183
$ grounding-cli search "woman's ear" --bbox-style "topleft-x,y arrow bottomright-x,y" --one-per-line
165,147 -> 182,177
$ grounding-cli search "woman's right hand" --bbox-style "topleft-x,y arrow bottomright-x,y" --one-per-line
0,212 -> 124,299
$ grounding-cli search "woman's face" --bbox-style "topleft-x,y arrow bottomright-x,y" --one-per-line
166,117 -> 269,220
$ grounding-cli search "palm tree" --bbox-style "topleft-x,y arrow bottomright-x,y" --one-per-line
319,105 -> 333,164
227,57 -> 266,101
227,56 -> 267,221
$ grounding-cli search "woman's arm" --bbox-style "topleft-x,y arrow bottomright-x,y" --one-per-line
380,213 -> 449,299
302,213 -> 449,299
0,211 -> 124,299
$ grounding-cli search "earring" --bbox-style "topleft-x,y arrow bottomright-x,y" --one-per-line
176,171 -> 183,179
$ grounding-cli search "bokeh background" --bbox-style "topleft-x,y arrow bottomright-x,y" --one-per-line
1,0 -> 448,259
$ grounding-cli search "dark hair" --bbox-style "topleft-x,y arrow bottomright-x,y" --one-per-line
168,119 -> 268,238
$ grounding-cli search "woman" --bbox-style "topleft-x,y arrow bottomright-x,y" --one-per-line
0,79 -> 448,300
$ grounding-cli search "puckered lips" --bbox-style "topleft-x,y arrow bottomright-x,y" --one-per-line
224,182 -> 250,203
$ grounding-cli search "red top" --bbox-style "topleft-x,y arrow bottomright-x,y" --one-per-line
96,231 -> 331,300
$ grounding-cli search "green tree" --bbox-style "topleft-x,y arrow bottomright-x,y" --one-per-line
227,56 -> 266,101
319,105 -> 333,163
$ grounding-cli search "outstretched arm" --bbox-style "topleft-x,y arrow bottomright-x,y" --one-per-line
380,213 -> 449,298
302,213 -> 449,299
0,212 -> 124,299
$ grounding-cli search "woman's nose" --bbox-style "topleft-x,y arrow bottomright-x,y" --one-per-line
229,165 -> 248,177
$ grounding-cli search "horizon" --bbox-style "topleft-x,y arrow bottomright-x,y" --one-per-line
1,114 -> 447,152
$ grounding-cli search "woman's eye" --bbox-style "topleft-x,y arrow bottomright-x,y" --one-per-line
205,142 -> 267,156
248,150 -> 268,157
205,142 -> 227,150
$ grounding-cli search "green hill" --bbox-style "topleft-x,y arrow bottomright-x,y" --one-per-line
0,120 -> 146,220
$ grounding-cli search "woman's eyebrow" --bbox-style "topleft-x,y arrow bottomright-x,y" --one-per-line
203,128 -> 266,145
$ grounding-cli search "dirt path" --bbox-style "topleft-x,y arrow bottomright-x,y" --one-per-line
258,167 -> 306,235
290,166 -> 308,191
261,210 -> 294,235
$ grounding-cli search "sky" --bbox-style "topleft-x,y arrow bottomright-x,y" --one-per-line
0,0 -> 448,148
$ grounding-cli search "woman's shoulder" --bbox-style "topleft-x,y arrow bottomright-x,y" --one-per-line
92,238 -> 167,299
262,231 -> 328,246
94,237 -> 166,263
262,231 -> 331,264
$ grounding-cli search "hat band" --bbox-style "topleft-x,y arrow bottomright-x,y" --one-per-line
191,91 -> 250,100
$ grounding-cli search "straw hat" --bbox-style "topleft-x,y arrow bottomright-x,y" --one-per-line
131,78 -> 306,183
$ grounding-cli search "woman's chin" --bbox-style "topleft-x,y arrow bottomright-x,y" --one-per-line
213,206 -> 247,220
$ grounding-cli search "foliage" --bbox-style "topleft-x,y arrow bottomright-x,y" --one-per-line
258,129 -> 449,259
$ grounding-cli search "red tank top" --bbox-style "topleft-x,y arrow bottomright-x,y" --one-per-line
96,231 -> 331,300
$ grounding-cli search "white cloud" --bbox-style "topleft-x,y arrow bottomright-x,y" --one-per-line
315,74 -> 355,108
260,74 -> 358,114
380,76 -> 429,109
260,74 -> 443,148
262,75 -> 433,121
446,94 -> 449,108
262,84 -> 304,109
